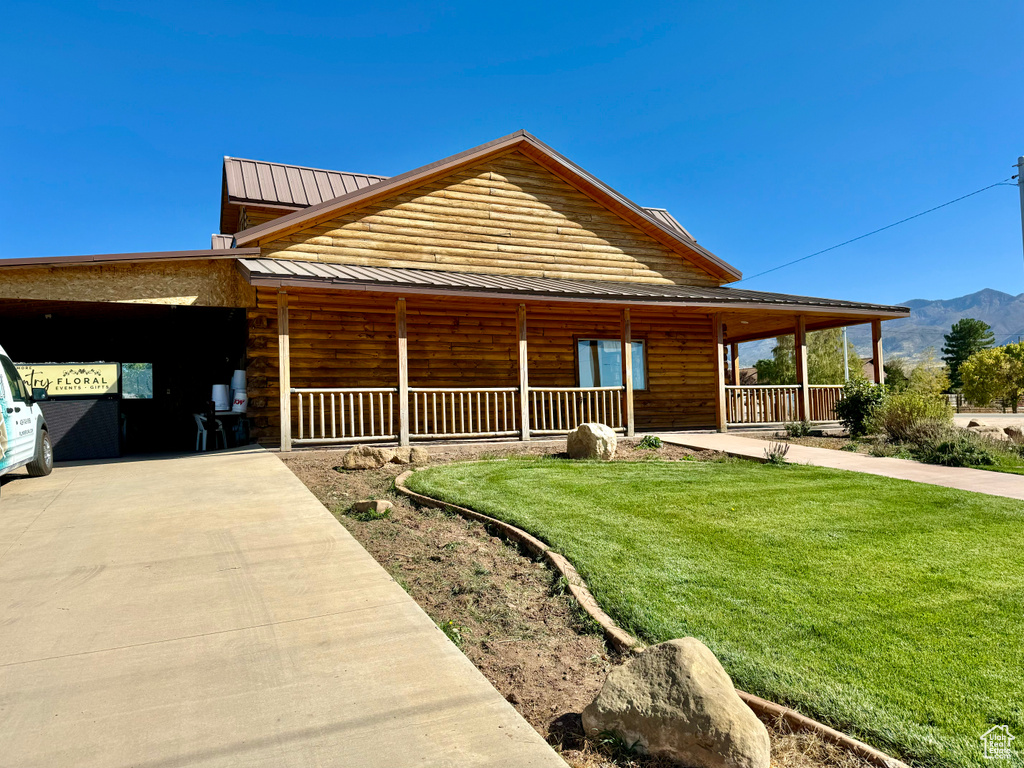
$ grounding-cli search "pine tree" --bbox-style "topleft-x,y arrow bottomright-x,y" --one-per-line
942,319 -> 995,389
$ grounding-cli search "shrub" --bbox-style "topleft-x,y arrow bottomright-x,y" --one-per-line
913,432 -> 996,467
763,441 -> 790,465
637,435 -> 663,450
835,379 -> 887,437
784,420 -> 812,438
871,391 -> 953,443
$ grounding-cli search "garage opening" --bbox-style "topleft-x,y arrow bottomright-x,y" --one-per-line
0,299 -> 247,458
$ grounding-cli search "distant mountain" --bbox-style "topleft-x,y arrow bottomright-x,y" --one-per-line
739,289 -> 1024,365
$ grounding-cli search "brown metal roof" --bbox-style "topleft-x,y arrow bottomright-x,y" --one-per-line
0,248 -> 260,269
230,131 -> 741,282
223,156 -> 696,241
237,257 -> 909,317
223,157 -> 387,207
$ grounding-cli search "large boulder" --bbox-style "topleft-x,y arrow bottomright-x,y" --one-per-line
968,425 -> 1009,442
582,638 -> 770,768
342,445 -> 396,469
567,423 -> 617,460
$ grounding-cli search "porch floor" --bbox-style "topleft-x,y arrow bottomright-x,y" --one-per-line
656,432 -> 1024,501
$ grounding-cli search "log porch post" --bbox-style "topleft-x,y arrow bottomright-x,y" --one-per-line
396,298 -> 410,446
277,289 -> 292,452
713,313 -> 727,432
517,304 -> 530,441
621,308 -> 635,436
871,319 -> 885,385
730,343 -> 740,386
794,316 -> 810,421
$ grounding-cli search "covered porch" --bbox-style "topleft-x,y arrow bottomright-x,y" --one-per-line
238,259 -> 908,448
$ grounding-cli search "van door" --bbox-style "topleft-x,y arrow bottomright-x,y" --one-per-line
0,355 -> 36,469
0,360 -> 10,473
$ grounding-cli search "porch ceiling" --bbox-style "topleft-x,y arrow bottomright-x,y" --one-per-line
237,257 -> 909,330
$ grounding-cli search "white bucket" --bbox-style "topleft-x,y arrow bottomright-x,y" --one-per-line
231,369 -> 246,391
212,384 -> 231,411
231,389 -> 248,413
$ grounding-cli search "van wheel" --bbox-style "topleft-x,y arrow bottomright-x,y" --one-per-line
26,430 -> 53,477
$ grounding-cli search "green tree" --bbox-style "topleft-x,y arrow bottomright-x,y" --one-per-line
907,351 -> 950,400
942,318 -> 995,390
754,328 -> 862,385
883,358 -> 911,391
961,342 -> 1024,412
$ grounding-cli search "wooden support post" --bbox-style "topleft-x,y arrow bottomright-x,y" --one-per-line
277,289 -> 292,452
872,319 -> 885,385
517,304 -> 530,441
621,308 -> 635,436
794,316 -> 810,421
396,298 -> 410,446
730,343 -> 740,386
714,314 -> 727,432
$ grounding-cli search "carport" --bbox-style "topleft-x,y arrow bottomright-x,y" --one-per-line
0,249 -> 258,458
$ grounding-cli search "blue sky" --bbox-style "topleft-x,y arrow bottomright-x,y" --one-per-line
3,1 -> 1022,305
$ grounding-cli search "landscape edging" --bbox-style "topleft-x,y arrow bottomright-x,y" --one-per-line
393,467 -> 909,768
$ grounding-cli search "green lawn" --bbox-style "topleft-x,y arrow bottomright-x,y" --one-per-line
407,458 -> 1024,768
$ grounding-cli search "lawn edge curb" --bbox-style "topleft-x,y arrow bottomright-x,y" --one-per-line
394,467 -> 910,768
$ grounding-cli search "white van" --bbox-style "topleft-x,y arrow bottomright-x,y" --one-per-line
0,344 -> 53,497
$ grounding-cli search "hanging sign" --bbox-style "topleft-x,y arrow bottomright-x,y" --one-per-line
15,363 -> 120,397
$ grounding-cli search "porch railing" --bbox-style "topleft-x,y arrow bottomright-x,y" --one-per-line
528,386 -> 625,435
725,385 -> 800,424
292,388 -> 398,445
726,384 -> 845,425
808,385 -> 844,421
410,387 -> 519,439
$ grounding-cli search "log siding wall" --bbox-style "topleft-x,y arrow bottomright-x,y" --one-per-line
247,287 -> 716,442
254,151 -> 721,287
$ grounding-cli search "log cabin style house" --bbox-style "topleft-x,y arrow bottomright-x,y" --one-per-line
0,131 -> 909,455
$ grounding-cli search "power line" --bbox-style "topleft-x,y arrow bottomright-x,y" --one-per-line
736,177 -> 1018,284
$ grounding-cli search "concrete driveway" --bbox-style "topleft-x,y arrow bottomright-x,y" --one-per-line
0,448 -> 565,768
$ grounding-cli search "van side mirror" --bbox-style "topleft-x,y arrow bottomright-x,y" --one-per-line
31,388 -> 48,402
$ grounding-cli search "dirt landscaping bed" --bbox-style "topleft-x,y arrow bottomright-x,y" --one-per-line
282,440 -> 873,768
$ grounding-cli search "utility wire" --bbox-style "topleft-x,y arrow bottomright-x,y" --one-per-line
736,177 -> 1018,284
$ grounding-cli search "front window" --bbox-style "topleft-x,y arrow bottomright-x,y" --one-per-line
0,357 -> 29,402
577,339 -> 645,389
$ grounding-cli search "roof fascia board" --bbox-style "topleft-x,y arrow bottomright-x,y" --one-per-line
242,271 -> 908,319
232,131 -> 743,282
0,248 -> 260,269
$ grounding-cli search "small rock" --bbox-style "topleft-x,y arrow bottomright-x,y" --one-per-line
350,499 -> 394,515
967,419 -> 985,428
391,447 -> 413,464
342,445 -> 395,469
410,446 -> 430,464
567,423 -> 617,460
582,638 -> 770,768
1004,426 -> 1023,442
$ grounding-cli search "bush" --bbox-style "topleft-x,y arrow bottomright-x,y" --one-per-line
871,391 -> 953,443
637,435 -> 663,450
763,441 -> 790,465
835,379 -> 887,437
784,420 -> 812,438
913,431 -> 996,467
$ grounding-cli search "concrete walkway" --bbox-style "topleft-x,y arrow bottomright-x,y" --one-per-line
657,432 -> 1024,501
0,448 -> 565,768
